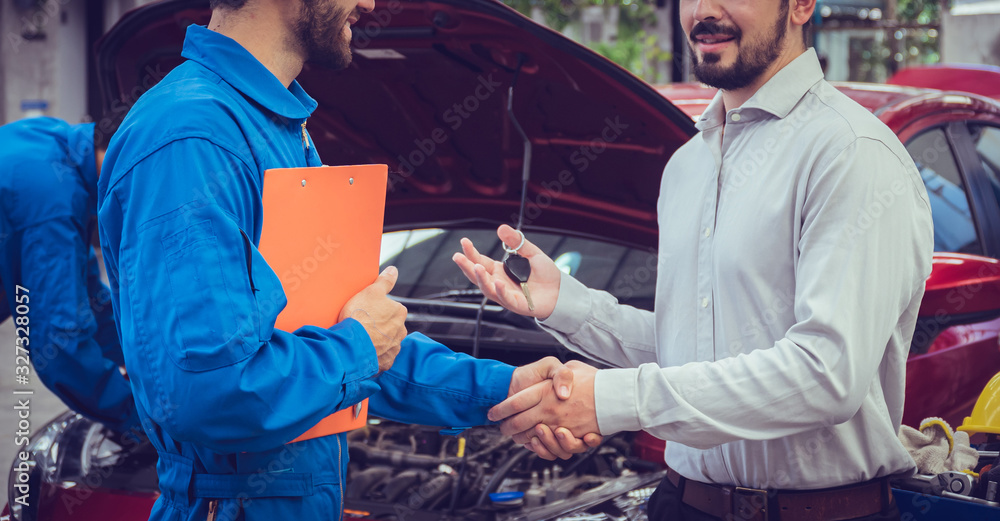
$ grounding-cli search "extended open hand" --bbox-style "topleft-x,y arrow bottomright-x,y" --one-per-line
452,225 -> 562,319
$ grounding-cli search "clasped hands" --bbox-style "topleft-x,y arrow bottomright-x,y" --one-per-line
499,357 -> 602,459
454,225 -> 603,460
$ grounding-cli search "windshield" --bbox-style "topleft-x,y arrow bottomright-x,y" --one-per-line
380,228 -> 657,311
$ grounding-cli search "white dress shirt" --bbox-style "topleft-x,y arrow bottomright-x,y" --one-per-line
538,48 -> 933,490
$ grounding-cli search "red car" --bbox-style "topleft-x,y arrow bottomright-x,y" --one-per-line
887,64 -> 1000,102
5,0 -> 1000,520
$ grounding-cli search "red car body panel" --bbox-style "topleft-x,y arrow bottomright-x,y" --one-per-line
888,64 -> 1000,101
2,485 -> 154,521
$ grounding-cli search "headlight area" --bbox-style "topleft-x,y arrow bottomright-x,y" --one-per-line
7,411 -> 81,521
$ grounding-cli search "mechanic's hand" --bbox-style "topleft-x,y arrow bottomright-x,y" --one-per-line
526,425 -> 603,461
452,225 -> 562,320
490,361 -> 601,451
340,266 -> 408,373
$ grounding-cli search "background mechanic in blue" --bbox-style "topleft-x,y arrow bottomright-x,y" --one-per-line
0,117 -> 140,438
97,0 -> 590,519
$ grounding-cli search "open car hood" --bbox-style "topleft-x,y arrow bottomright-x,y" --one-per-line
96,0 -> 695,249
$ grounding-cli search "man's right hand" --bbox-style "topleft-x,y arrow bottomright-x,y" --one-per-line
340,266 -> 408,373
452,225 -> 562,320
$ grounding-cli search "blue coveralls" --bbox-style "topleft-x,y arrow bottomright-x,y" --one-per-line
97,26 -> 515,521
0,117 -> 139,435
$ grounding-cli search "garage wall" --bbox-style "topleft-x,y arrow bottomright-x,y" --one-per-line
1,0 -> 87,124
0,0 -> 161,126
942,4 -> 1000,67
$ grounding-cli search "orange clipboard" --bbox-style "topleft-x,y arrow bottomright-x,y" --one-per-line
257,164 -> 388,444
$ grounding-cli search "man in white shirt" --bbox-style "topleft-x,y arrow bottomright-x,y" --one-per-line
453,0 -> 933,518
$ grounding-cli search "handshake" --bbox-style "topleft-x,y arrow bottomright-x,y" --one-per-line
341,224 -> 603,460
497,357 -> 603,460
457,223 -> 602,460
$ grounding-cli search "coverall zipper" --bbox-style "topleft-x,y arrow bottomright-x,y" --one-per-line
336,434 -> 344,520
301,120 -> 310,162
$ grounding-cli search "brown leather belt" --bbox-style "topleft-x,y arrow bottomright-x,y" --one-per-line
666,467 -> 893,521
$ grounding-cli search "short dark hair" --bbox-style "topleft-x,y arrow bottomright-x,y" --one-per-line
209,0 -> 247,9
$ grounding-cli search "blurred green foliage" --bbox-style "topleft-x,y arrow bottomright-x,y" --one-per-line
503,0 -> 672,82
896,0 -> 941,24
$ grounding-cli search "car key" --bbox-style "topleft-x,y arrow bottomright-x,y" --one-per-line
503,254 -> 535,311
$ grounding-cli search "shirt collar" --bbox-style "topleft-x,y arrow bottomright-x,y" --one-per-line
695,48 -> 824,131
180,25 -> 318,120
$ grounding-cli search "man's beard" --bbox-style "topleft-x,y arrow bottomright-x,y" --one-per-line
688,4 -> 788,91
295,0 -> 353,70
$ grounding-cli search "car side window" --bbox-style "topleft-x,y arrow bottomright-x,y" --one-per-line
969,124 -> 1000,215
905,128 -> 982,255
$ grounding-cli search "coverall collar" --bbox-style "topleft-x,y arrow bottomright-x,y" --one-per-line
181,25 -> 318,120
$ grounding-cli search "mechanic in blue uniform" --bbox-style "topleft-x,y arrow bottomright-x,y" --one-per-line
97,0 -> 580,519
0,117 -> 140,438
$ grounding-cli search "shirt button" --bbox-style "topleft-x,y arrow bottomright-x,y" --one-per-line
704,227 -> 712,237
730,113 -> 741,122
701,297 -> 709,308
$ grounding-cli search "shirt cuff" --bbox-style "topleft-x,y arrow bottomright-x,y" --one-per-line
594,367 -> 642,435
536,271 -> 593,334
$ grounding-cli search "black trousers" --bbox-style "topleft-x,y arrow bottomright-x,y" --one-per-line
645,474 -> 901,521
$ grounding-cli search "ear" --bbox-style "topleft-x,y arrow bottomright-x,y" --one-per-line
790,0 -> 816,27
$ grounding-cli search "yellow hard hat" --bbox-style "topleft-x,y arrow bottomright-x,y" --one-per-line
958,371 -> 1000,435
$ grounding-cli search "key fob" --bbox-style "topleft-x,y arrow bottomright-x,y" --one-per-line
504,254 -> 531,284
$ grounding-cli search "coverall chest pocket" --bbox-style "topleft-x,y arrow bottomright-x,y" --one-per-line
240,230 -> 285,342
160,219 -> 255,371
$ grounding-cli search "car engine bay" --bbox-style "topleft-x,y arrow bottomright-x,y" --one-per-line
343,420 -> 662,521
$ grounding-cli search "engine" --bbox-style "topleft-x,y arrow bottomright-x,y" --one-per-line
343,419 -> 662,520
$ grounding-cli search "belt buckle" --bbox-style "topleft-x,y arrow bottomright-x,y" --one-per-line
733,486 -> 769,521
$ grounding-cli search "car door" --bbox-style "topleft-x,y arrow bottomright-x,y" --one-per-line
901,118 -> 1000,427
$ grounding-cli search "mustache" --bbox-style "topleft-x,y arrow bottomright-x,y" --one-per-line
690,20 -> 740,42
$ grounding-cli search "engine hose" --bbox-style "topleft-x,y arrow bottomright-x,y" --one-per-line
447,451 -> 468,513
474,447 -> 535,508
354,445 -> 460,468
